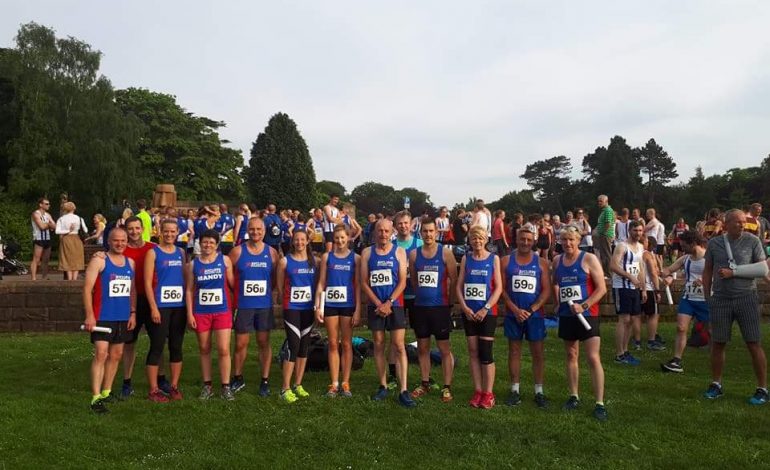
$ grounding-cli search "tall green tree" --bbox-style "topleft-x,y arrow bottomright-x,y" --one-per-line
243,113 -> 317,209
0,48 -> 20,191
115,87 -> 245,201
520,155 -> 572,214
635,138 -> 678,205
350,181 -> 397,215
5,22 -> 141,213
581,135 -> 642,209
316,180 -> 347,203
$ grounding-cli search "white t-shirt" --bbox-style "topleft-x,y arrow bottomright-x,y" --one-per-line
55,213 -> 86,236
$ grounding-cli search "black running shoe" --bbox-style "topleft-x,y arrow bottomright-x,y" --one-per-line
562,395 -> 580,411
661,358 -> 683,373
90,399 -> 108,414
534,393 -> 549,409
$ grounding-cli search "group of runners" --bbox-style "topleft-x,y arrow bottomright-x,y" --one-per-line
69,193 -> 770,421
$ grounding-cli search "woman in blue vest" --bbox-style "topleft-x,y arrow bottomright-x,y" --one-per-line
315,225 -> 360,398
144,218 -> 187,402
185,229 -> 235,401
456,226 -> 503,409
276,230 -> 318,403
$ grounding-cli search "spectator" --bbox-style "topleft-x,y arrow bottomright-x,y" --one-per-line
55,201 -> 86,281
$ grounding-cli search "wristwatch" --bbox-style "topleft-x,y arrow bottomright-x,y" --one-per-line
484,303 -> 491,310
581,302 -> 589,311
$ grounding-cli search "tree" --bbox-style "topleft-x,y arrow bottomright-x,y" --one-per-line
115,87 -> 245,202
488,189 -> 538,216
395,187 -> 434,216
243,112 -> 318,210
581,135 -> 642,209
635,138 -> 678,205
316,180 -> 347,203
5,22 -> 142,213
520,155 -> 572,214
350,182 -> 397,215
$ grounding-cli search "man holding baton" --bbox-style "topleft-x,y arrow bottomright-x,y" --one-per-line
551,226 -> 608,421
83,227 -> 136,413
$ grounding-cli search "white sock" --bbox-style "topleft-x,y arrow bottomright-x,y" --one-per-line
534,384 -> 543,394
511,383 -> 520,393
332,381 -> 339,387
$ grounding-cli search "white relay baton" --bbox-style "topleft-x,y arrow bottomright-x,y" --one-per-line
81,324 -> 112,334
664,285 -> 673,305
567,301 -> 592,331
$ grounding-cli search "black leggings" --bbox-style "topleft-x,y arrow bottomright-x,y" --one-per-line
284,309 -> 314,362
146,307 -> 186,365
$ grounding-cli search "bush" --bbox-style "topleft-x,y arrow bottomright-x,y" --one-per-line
0,193 -> 33,260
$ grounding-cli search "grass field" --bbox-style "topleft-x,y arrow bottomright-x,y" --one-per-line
1,323 -> 769,469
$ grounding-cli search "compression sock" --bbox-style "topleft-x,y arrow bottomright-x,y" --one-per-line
100,389 -> 111,398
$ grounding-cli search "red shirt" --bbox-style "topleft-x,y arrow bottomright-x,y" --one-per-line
123,242 -> 156,296
492,218 -> 507,243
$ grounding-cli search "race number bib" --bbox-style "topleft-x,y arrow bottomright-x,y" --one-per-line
199,288 -> 223,306
243,280 -> 267,297
290,286 -> 312,303
325,286 -> 347,303
510,275 -> 536,294
417,271 -> 438,288
109,279 -> 131,297
685,282 -> 704,301
559,285 -> 583,304
160,286 -> 183,304
626,262 -> 640,276
370,269 -> 393,287
464,283 -> 487,301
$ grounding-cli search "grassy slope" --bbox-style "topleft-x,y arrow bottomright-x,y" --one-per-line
1,324 -> 769,469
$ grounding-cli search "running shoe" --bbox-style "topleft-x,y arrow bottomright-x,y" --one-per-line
281,388 -> 298,404
339,382 -> 352,398
655,333 -> 666,345
169,386 -> 183,401
479,392 -> 496,409
427,377 -> 440,391
221,386 -> 235,401
661,358 -> 684,373
562,395 -> 580,411
325,384 -> 338,398
534,393 -> 549,409
101,392 -> 123,403
199,384 -> 214,400
371,386 -> 389,401
258,382 -> 271,397
293,384 -> 310,398
624,352 -> 641,366
231,377 -> 246,393
386,376 -> 398,390
593,404 -> 608,422
469,390 -> 483,408
703,382 -> 723,399
647,340 -> 666,351
398,390 -> 417,408
440,386 -> 453,403
158,377 -> 172,395
90,398 -> 108,414
120,382 -> 134,398
148,389 -> 170,403
411,384 -> 430,399
632,340 -> 642,351
749,388 -> 769,406
505,390 -> 522,407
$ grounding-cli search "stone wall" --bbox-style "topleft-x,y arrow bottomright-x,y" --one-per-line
1,279 -> 769,333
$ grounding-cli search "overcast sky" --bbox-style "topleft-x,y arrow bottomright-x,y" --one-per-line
3,1 -> 769,207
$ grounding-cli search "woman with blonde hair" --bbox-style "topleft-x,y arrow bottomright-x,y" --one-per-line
85,214 -> 107,245
55,201 -> 87,280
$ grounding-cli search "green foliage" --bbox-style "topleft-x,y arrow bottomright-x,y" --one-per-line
581,136 -> 643,209
488,189 -> 538,216
350,181 -> 398,215
3,22 -> 142,214
395,187 -> 434,216
636,138 -> 678,205
0,194 -> 31,259
520,155 -> 572,214
244,113 -> 318,209
316,180 -> 347,204
115,88 -> 245,202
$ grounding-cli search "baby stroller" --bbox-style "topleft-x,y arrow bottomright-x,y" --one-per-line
0,235 -> 28,277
